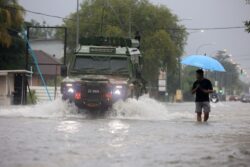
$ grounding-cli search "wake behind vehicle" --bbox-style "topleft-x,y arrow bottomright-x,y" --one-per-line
61,37 -> 146,112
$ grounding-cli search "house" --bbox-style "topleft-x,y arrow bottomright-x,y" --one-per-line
29,39 -> 64,59
0,70 -> 32,105
30,50 -> 62,86
0,50 -> 62,105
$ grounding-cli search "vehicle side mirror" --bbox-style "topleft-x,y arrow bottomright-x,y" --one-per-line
61,65 -> 68,77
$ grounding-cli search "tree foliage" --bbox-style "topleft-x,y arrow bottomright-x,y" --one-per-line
28,19 -> 57,39
181,66 -> 197,101
202,51 -> 244,95
245,21 -> 250,33
181,51 -> 246,101
0,0 -> 24,47
59,0 -> 187,94
214,51 -> 240,93
0,0 -> 26,70
0,36 -> 25,69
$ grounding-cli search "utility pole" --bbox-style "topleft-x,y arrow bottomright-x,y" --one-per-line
76,0 -> 80,47
178,57 -> 182,89
129,8 -> 131,38
100,6 -> 105,36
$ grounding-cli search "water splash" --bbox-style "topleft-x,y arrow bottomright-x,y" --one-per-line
0,99 -> 80,119
0,95 -> 193,120
110,95 -> 193,120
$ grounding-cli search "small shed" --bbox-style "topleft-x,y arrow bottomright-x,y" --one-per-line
0,70 -> 32,105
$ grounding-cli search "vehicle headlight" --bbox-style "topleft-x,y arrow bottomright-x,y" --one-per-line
114,89 -> 121,95
67,87 -> 74,93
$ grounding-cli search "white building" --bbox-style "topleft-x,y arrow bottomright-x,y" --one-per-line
0,70 -> 32,105
29,39 -> 64,59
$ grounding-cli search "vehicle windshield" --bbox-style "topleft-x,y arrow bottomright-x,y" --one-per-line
73,56 -> 129,75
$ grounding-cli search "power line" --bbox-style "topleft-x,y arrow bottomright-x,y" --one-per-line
0,5 -> 112,26
0,5 -> 247,31
186,26 -> 245,31
0,5 -> 75,21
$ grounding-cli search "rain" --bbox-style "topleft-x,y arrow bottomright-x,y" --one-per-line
0,0 -> 250,166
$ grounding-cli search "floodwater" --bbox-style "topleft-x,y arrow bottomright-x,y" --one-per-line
0,96 -> 250,167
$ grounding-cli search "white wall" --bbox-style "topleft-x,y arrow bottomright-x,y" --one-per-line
0,74 -> 14,106
30,40 -> 64,59
29,86 -> 61,102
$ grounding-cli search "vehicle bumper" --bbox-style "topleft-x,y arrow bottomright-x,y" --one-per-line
74,98 -> 112,110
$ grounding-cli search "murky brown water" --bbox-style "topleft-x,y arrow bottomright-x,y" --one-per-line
0,97 -> 250,167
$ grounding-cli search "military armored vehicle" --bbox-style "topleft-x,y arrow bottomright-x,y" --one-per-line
60,37 -> 146,111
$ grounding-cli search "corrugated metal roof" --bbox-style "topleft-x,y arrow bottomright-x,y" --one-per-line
34,50 -> 62,65
33,50 -> 61,75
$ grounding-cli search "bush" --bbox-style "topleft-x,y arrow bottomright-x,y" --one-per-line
27,90 -> 37,104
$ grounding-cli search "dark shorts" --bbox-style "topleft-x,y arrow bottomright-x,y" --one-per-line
195,102 -> 211,113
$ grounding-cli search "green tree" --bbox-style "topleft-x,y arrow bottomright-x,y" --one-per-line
245,21 -> 250,33
142,30 -> 179,90
0,0 -> 24,47
213,51 -> 241,94
59,0 -> 187,96
0,0 -> 25,69
28,19 -> 56,39
181,50 -> 247,100
181,66 -> 197,101
244,0 -> 250,33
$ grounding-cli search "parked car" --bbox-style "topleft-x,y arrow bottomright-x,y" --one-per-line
241,94 -> 250,103
229,95 -> 240,101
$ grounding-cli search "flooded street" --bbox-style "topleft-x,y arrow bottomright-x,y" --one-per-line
0,97 -> 250,167
1,0 -> 249,166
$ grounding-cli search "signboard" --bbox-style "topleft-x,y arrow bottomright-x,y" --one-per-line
158,86 -> 166,92
158,80 -> 166,87
158,69 -> 167,92
215,81 -> 218,87
176,89 -> 183,102
159,70 -> 166,80
90,47 -> 116,54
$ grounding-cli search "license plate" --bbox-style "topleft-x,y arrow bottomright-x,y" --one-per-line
87,89 -> 100,94
87,103 -> 99,107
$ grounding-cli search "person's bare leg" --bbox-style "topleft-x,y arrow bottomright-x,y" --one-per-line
204,112 -> 209,122
197,112 -> 202,122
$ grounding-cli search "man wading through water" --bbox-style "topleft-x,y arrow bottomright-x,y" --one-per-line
192,69 -> 214,122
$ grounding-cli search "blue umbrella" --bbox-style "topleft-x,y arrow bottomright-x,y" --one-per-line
181,55 -> 226,72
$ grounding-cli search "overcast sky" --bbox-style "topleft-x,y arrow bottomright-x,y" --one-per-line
19,0 -> 250,81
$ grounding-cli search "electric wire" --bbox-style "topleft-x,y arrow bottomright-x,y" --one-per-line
0,5 -> 247,31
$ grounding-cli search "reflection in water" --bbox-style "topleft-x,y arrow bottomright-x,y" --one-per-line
1,101 -> 250,167
108,120 -> 130,148
57,121 -> 81,134
108,120 -> 130,134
